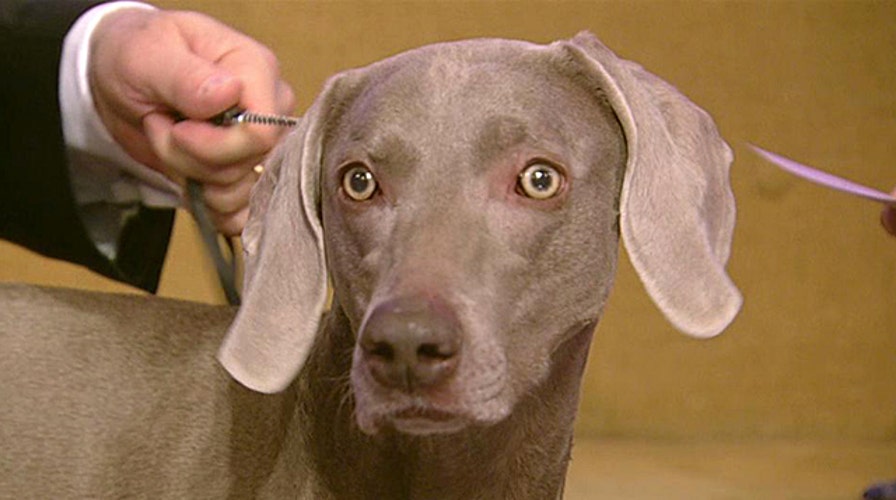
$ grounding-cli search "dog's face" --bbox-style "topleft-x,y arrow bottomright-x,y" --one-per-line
319,45 -> 626,435
221,34 -> 739,433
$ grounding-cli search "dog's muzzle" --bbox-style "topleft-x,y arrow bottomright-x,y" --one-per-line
358,296 -> 463,393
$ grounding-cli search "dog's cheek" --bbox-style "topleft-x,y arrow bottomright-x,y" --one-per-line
323,198 -> 392,328
349,348 -> 384,435
496,209 -> 614,393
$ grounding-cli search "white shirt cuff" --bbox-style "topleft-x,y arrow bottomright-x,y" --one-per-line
60,1 -> 183,209
59,1 -> 183,258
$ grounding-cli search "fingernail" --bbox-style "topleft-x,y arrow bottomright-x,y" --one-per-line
199,73 -> 235,96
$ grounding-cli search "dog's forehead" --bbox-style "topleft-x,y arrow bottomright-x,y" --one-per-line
351,43 -> 581,122
325,40 -> 616,174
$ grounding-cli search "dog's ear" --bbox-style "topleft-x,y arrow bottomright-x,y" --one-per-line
562,32 -> 741,338
217,82 -> 338,394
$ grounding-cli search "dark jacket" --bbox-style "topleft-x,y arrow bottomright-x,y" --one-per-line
0,0 -> 174,292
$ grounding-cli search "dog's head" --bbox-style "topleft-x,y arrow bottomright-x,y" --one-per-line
218,32 -> 741,435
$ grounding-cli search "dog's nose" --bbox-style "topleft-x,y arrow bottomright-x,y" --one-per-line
360,297 -> 462,392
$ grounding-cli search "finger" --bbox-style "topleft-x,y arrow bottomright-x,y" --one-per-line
211,206 -> 250,237
884,188 -> 896,237
276,79 -> 298,115
162,66 -> 243,121
168,119 -> 277,168
882,206 -> 896,237
144,112 -> 252,185
199,168 -> 258,215
141,112 -> 189,183
169,67 -> 296,166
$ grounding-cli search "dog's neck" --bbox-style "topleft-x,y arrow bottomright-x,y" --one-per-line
279,303 -> 595,499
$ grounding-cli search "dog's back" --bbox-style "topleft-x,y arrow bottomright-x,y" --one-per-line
0,284 -> 296,498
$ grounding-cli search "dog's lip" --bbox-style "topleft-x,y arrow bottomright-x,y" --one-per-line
394,406 -> 457,421
386,406 -> 468,435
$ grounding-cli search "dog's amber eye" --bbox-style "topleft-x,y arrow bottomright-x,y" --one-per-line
518,163 -> 563,200
342,165 -> 377,201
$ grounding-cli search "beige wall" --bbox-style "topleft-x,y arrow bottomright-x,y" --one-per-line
2,0 -> 894,441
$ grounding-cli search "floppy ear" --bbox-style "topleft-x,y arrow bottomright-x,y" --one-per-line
217,83 -> 336,394
562,32 -> 742,338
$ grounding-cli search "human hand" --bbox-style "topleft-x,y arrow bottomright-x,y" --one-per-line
89,7 -> 295,235
882,188 -> 896,237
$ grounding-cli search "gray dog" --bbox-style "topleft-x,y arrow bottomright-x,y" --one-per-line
0,32 -> 740,498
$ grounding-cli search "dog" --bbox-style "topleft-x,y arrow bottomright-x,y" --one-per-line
0,32 -> 740,498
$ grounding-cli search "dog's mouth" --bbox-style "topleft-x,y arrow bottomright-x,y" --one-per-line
386,405 -> 469,435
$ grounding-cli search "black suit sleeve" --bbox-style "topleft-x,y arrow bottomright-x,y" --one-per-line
0,0 -> 174,293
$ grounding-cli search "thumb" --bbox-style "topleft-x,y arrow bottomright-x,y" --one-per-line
150,50 -> 244,120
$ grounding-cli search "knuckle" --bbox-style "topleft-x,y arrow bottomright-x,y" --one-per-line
255,45 -> 280,72
278,83 -> 297,113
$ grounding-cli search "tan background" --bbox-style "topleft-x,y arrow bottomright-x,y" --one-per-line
2,0 -> 894,443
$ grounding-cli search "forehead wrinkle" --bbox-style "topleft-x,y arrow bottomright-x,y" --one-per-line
474,116 -> 531,164
366,133 -> 421,180
323,78 -> 423,173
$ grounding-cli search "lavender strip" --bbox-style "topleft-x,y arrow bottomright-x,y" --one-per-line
750,145 -> 896,206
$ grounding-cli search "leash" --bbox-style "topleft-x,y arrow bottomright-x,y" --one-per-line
186,179 -> 242,305
185,107 -> 300,306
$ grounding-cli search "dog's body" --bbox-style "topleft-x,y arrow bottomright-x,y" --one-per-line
0,284 -> 583,498
0,33 -> 740,498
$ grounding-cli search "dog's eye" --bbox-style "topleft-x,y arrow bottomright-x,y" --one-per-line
517,162 -> 563,200
342,165 -> 378,201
